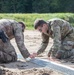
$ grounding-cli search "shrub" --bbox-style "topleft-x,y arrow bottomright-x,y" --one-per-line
0,13 -> 74,29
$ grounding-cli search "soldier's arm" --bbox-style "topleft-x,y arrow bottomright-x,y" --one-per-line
50,20 -> 61,56
14,26 -> 30,58
37,33 -> 49,55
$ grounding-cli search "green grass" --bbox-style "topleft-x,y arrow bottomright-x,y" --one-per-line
0,13 -> 74,29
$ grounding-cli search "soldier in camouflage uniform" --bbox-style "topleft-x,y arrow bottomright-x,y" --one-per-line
33,18 -> 74,60
0,19 -> 32,63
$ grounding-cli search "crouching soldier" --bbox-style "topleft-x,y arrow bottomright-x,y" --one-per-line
33,18 -> 74,61
0,19 -> 33,63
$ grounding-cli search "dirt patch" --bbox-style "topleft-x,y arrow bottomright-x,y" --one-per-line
20,68 -> 63,75
0,60 -> 63,75
0,68 -> 63,75
0,59 -> 63,75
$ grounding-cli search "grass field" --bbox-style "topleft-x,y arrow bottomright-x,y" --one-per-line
0,13 -> 74,29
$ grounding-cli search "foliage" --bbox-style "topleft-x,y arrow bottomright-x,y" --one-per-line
0,0 -> 74,13
0,13 -> 74,29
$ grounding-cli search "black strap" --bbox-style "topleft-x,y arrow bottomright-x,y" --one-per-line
0,30 -> 8,43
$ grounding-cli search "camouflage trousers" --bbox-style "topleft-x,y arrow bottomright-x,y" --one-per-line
49,29 -> 74,59
0,40 -> 17,63
50,42 -> 74,59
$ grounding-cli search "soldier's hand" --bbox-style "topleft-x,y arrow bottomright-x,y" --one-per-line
29,54 -> 35,58
48,52 -> 51,57
48,56 -> 56,61
48,56 -> 60,62
26,54 -> 35,61
30,53 -> 37,58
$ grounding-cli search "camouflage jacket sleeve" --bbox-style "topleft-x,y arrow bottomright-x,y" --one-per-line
50,20 -> 61,56
14,24 -> 30,58
37,33 -> 49,55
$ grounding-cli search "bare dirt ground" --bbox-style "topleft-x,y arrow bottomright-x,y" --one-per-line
0,30 -> 74,75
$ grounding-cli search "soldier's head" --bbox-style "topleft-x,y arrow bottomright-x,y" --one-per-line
34,19 -> 49,34
18,22 -> 26,32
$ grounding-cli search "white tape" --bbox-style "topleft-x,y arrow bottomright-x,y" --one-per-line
26,57 -> 31,61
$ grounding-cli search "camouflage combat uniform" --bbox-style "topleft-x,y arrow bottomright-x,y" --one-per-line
0,19 -> 30,63
37,18 -> 74,59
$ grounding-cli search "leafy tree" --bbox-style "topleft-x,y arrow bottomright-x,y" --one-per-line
32,0 -> 51,13
0,0 -> 74,13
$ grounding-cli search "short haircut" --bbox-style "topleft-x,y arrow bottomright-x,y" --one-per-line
34,19 -> 47,29
18,22 -> 26,29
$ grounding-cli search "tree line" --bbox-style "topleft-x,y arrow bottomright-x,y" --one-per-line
0,0 -> 74,13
